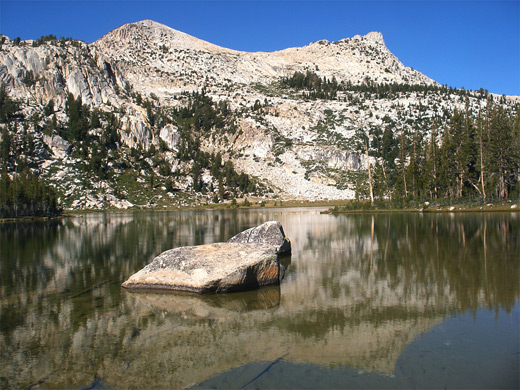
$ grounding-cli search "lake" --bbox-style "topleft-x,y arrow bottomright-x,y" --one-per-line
0,208 -> 518,389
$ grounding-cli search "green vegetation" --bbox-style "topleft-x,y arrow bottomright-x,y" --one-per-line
31,34 -> 57,47
341,79 -> 479,98
281,70 -> 342,100
329,198 -> 519,213
0,86 -> 61,218
280,70 -> 494,102
30,34 -> 77,48
345,99 -> 520,210
0,84 -> 19,123
0,169 -> 61,218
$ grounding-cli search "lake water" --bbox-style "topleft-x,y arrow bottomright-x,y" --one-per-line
0,208 -> 518,389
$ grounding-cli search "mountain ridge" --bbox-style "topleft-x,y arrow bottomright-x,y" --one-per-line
92,20 -> 435,94
0,20 -> 518,211
98,19 -> 387,54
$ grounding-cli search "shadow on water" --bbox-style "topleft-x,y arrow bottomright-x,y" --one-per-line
0,209 -> 518,389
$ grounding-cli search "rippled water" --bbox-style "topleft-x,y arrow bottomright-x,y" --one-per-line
0,209 -> 518,389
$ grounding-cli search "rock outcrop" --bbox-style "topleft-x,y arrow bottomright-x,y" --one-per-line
122,221 -> 290,293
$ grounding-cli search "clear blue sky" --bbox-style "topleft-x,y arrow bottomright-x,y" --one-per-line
1,1 -> 519,95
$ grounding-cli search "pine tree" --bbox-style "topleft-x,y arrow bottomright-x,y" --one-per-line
452,109 -> 472,198
354,128 -> 374,202
0,166 -> 10,213
364,136 -> 374,204
90,109 -> 101,129
487,105 -> 515,199
0,168 -> 62,218
192,161 -> 202,192
381,125 -> 398,198
406,131 -> 424,198
395,130 -> 408,198
0,84 -> 19,123
44,99 -> 55,116
513,107 -> 520,196
438,109 -> 473,199
0,123 -> 14,171
369,126 -> 390,199
475,110 -> 487,200
424,124 -> 439,199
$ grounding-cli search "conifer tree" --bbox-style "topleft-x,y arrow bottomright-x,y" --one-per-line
396,130 -> 408,198
424,124 -> 439,199
0,84 -> 19,123
406,131 -> 424,198
475,110 -> 487,200
513,107 -> 520,195
0,125 -> 12,170
487,105 -> 515,199
381,125 -> 398,198
365,136 -> 374,204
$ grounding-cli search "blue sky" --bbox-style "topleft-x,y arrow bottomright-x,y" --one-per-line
1,1 -> 519,95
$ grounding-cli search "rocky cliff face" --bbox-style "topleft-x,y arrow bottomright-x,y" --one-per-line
0,38 -> 119,110
0,20 -> 517,209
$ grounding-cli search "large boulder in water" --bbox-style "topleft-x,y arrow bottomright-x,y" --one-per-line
122,221 -> 290,293
122,243 -> 279,293
228,221 -> 291,255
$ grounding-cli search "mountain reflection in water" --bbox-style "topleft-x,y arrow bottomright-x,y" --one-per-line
0,209 -> 518,389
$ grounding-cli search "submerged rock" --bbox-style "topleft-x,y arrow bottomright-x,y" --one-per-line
228,220 -> 291,255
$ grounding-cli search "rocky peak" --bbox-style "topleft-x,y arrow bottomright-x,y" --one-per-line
364,31 -> 385,46
92,20 -> 434,88
95,19 -> 235,55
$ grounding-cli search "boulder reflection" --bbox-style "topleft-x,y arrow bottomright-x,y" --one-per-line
129,285 -> 281,316
0,210 -> 518,389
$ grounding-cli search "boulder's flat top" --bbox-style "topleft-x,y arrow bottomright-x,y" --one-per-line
122,242 -> 279,293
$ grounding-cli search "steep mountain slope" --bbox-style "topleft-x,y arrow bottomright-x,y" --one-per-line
0,20 -> 517,210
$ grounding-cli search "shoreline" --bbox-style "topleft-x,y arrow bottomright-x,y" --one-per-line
327,201 -> 520,214
326,207 -> 520,214
1,199 -> 519,223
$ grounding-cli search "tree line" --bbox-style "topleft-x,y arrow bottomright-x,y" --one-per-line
357,98 -> 520,204
0,169 -> 61,218
281,70 -> 342,100
0,85 -> 62,218
281,70 -> 497,102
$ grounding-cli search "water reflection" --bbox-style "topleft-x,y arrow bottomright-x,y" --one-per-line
129,285 -> 281,315
0,210 -> 518,388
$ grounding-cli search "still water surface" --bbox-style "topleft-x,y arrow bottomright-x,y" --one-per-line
0,209 -> 518,389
